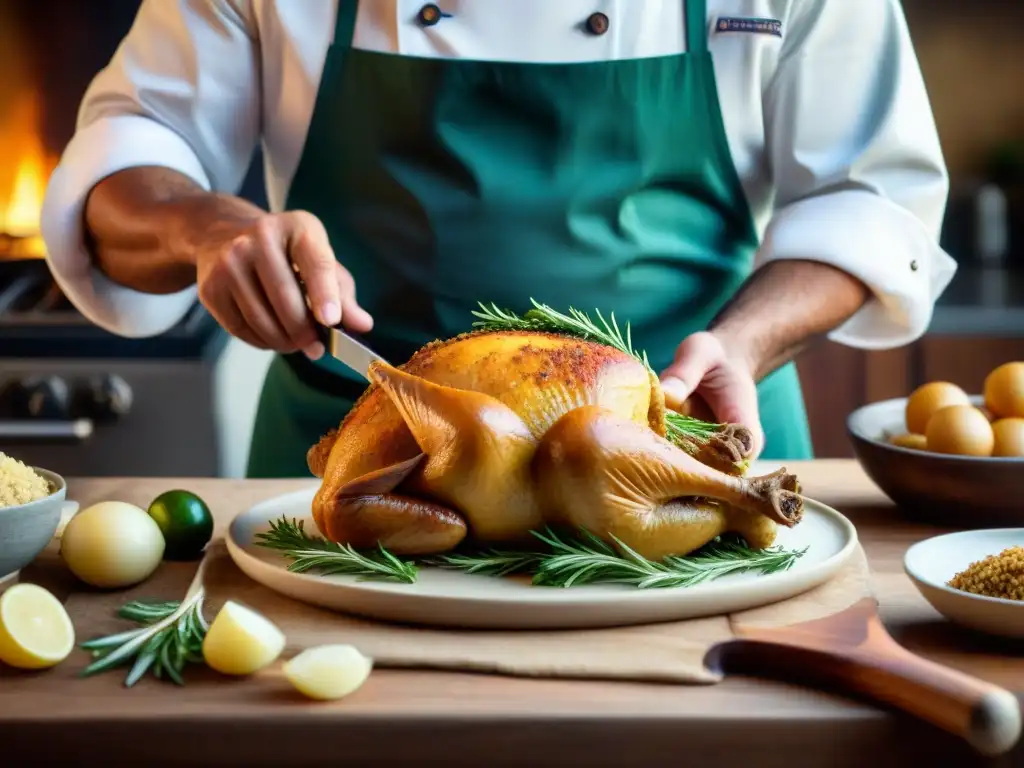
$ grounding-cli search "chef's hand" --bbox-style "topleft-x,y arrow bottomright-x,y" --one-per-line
659,331 -> 765,457
194,209 -> 373,358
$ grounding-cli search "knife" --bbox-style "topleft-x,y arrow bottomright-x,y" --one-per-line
312,322 -> 388,381
291,263 -> 389,380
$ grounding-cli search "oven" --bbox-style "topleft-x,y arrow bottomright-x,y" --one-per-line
0,260 -> 233,477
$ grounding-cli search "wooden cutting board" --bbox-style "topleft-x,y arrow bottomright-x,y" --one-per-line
8,475 -> 1023,757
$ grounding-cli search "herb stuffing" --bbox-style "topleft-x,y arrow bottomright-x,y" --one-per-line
947,546 -> 1024,601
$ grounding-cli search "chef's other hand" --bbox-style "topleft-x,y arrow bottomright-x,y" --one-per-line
195,210 -> 373,359
659,331 -> 765,457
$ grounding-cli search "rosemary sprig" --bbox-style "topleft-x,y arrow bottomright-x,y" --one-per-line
473,299 -> 652,369
79,592 -> 208,686
527,527 -> 805,589
426,547 -> 543,577
254,517 -> 418,583
665,410 -> 721,443
255,517 -> 805,591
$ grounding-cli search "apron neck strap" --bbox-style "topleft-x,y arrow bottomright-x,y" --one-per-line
332,0 -> 358,47
685,0 -> 708,54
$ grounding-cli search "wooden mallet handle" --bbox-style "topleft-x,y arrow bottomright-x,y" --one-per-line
711,600 -> 1021,756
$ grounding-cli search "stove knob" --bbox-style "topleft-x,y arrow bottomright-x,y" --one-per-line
0,375 -> 71,420
71,374 -> 133,422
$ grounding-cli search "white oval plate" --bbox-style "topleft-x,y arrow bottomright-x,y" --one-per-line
905,529 -> 1024,639
226,484 -> 859,630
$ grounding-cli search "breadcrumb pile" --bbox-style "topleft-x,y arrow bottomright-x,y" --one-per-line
947,547 -> 1024,600
0,452 -> 52,508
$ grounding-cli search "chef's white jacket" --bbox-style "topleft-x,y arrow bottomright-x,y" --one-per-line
40,0 -> 957,350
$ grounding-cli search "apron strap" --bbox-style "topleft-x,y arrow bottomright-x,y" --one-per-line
332,0 -> 359,47
685,0 -> 708,54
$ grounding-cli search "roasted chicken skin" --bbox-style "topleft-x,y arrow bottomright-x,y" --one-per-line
308,330 -> 803,560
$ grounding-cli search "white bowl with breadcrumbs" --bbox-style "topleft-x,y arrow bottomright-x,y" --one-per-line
0,460 -> 67,579
905,529 -> 1024,639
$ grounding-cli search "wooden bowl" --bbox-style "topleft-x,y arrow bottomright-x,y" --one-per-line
847,396 -> 1024,527
0,468 -> 67,579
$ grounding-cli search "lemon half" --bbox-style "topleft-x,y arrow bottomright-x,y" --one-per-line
0,583 -> 76,669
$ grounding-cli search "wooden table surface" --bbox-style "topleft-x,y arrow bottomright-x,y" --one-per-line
2,460 -> 1023,767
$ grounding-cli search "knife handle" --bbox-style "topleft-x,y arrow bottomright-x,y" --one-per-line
312,319 -> 332,350
291,262 -> 334,350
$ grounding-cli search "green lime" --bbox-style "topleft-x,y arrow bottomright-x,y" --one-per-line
147,490 -> 214,561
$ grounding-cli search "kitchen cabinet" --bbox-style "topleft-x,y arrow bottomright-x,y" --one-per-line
796,342 -> 905,459
796,335 -> 1024,459
916,337 -> 1024,388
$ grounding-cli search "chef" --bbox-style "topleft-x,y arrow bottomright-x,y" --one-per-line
41,0 -> 956,477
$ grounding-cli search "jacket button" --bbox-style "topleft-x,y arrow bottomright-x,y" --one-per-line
585,12 -> 610,35
910,260 -> 919,271
417,3 -> 443,26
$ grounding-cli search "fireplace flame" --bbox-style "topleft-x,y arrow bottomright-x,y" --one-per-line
1,91 -> 58,258
5,132 -> 48,238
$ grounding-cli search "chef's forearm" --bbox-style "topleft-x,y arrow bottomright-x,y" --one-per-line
83,167 -> 263,294
708,260 -> 871,381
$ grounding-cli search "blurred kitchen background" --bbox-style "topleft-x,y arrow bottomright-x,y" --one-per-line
1,0 -> 1022,476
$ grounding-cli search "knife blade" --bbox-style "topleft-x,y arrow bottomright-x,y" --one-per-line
290,262 -> 388,380
313,322 -> 387,381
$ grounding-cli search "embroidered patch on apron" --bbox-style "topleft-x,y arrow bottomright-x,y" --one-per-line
714,17 -> 782,37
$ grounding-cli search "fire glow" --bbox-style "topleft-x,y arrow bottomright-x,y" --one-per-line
0,0 -> 59,261
0,90 -> 56,258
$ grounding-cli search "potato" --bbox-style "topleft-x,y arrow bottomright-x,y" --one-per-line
60,501 -> 165,588
905,382 -> 970,435
202,600 -> 286,676
888,433 -> 928,451
925,405 -> 994,457
992,418 -> 1024,458
283,644 -> 373,701
984,362 -> 1024,420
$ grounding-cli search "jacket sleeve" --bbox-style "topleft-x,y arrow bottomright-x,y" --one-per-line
759,0 -> 957,350
40,0 -> 260,338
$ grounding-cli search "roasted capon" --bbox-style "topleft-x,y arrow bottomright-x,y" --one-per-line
308,330 -> 803,560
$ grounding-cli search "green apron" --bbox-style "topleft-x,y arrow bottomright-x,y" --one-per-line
247,0 -> 813,478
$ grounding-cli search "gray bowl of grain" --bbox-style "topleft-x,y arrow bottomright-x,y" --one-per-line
0,457 -> 67,578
